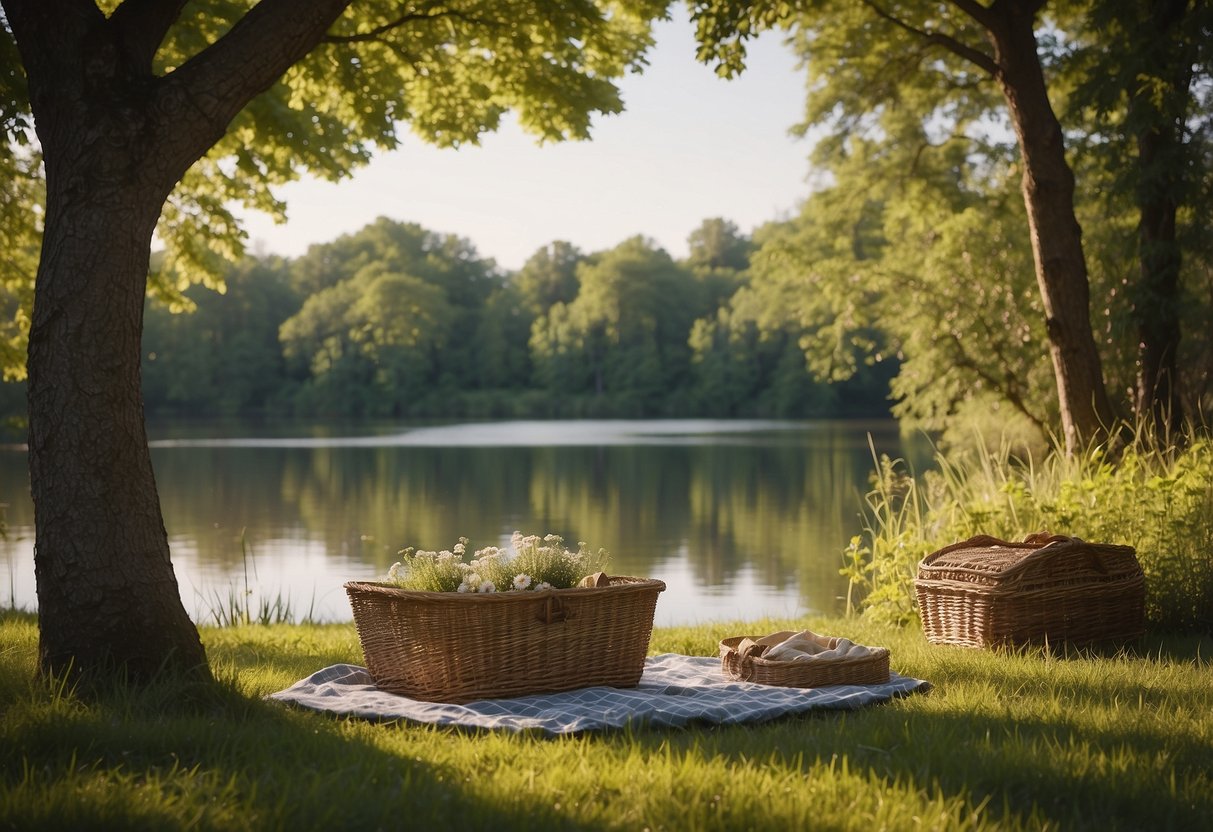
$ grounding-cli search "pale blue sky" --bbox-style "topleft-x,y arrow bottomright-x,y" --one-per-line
238,10 -> 813,272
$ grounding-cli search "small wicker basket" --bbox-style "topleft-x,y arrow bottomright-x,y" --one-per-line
719,631 -> 891,687
915,533 -> 1145,648
345,576 -> 664,703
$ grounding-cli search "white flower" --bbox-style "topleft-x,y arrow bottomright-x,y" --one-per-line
478,581 -> 496,593
464,572 -> 482,589
513,573 -> 532,591
438,550 -> 455,562
457,582 -> 470,593
536,581 -> 552,591
453,540 -> 466,556
388,562 -> 403,579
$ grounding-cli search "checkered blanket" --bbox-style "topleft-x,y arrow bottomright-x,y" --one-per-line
268,653 -> 930,735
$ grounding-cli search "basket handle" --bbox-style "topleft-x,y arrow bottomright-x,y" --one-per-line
1013,534 -> 1111,575
918,533 -> 1033,568
723,648 -> 757,682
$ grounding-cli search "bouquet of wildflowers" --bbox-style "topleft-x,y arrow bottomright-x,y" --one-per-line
385,531 -> 609,593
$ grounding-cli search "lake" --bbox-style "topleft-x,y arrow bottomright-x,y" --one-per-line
0,419 -> 927,626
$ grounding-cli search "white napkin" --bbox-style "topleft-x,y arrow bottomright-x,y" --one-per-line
759,630 -> 876,662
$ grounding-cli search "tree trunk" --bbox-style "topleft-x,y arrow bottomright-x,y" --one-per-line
1134,125 -> 1183,433
4,0 -> 356,684
986,2 -> 1116,454
1128,0 -> 1192,436
29,170 -> 208,682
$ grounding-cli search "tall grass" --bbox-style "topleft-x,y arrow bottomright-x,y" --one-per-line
203,532 -> 315,627
842,430 -> 1213,631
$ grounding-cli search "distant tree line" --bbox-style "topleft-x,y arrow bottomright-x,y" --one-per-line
123,217 -> 894,422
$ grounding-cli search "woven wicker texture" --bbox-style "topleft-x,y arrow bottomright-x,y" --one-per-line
915,534 -> 1145,648
719,632 -> 891,687
345,576 -> 665,703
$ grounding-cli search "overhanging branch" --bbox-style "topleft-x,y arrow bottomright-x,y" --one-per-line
860,0 -> 998,77
153,0 -> 354,173
322,5 -> 467,44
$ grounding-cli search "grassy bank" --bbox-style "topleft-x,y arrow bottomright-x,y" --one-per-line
844,436 -> 1213,631
2,610 -> 1210,830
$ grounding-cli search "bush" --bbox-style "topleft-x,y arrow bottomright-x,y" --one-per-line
843,432 -> 1213,632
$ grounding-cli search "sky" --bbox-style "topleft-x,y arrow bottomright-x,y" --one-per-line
236,9 -> 815,272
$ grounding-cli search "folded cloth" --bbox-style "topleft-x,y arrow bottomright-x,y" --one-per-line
268,653 -> 930,736
759,630 -> 878,663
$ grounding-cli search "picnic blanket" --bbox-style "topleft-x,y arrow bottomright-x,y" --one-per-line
269,653 -> 930,736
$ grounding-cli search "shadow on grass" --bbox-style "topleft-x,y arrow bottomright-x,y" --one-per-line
1,659 -> 606,831
598,646 -> 1213,831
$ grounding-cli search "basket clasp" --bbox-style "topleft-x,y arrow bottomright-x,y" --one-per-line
537,595 -> 569,625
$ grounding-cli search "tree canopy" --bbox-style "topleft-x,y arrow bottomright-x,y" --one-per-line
0,0 -> 668,377
688,0 -> 1213,447
0,0 -> 676,683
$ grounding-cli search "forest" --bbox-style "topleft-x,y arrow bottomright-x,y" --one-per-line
3,3 -> 1210,447
139,218 -> 895,422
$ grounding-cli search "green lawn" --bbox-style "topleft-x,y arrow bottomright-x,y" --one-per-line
2,610 -> 1210,830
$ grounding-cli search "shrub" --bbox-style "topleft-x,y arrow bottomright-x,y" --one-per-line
843,432 -> 1213,632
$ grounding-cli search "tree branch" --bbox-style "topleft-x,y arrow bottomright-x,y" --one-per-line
0,0 -> 98,83
860,0 -> 998,77
947,0 -> 995,29
151,0 -> 354,175
109,0 -> 189,72
321,5 -> 464,45
947,331 -> 1049,434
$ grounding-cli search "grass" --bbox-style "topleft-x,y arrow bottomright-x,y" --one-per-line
202,532 -> 317,628
843,433 -> 1213,630
2,609 -> 1211,830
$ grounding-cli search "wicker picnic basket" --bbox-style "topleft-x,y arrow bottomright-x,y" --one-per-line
915,533 -> 1145,648
719,632 -> 891,687
345,575 -> 665,703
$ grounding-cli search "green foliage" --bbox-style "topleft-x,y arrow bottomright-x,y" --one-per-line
0,147 -> 39,381
277,219 -> 499,416
142,257 -> 301,416
514,240 -> 583,317
2,213 -> 898,423
3,611 -> 1212,830
529,236 -> 697,410
0,0 -> 673,377
845,432 -> 1213,632
686,216 -> 753,274
689,0 -> 1213,439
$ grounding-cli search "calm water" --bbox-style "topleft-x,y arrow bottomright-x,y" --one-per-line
0,419 -> 925,626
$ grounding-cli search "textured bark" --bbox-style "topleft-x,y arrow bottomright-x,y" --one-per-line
1134,126 -> 1183,432
1128,0 -> 1192,435
29,183 -> 208,681
984,1 -> 1115,454
3,0 -> 354,683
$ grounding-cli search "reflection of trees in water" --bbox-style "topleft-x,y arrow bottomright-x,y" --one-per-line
128,426 -> 915,614
0,453 -> 33,528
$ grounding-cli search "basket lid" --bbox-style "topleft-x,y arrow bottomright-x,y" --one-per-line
916,533 -> 1140,589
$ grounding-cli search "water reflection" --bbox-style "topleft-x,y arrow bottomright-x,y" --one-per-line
0,420 -> 925,625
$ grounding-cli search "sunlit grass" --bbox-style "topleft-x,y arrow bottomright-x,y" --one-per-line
844,432 -> 1213,630
2,609 -> 1210,830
